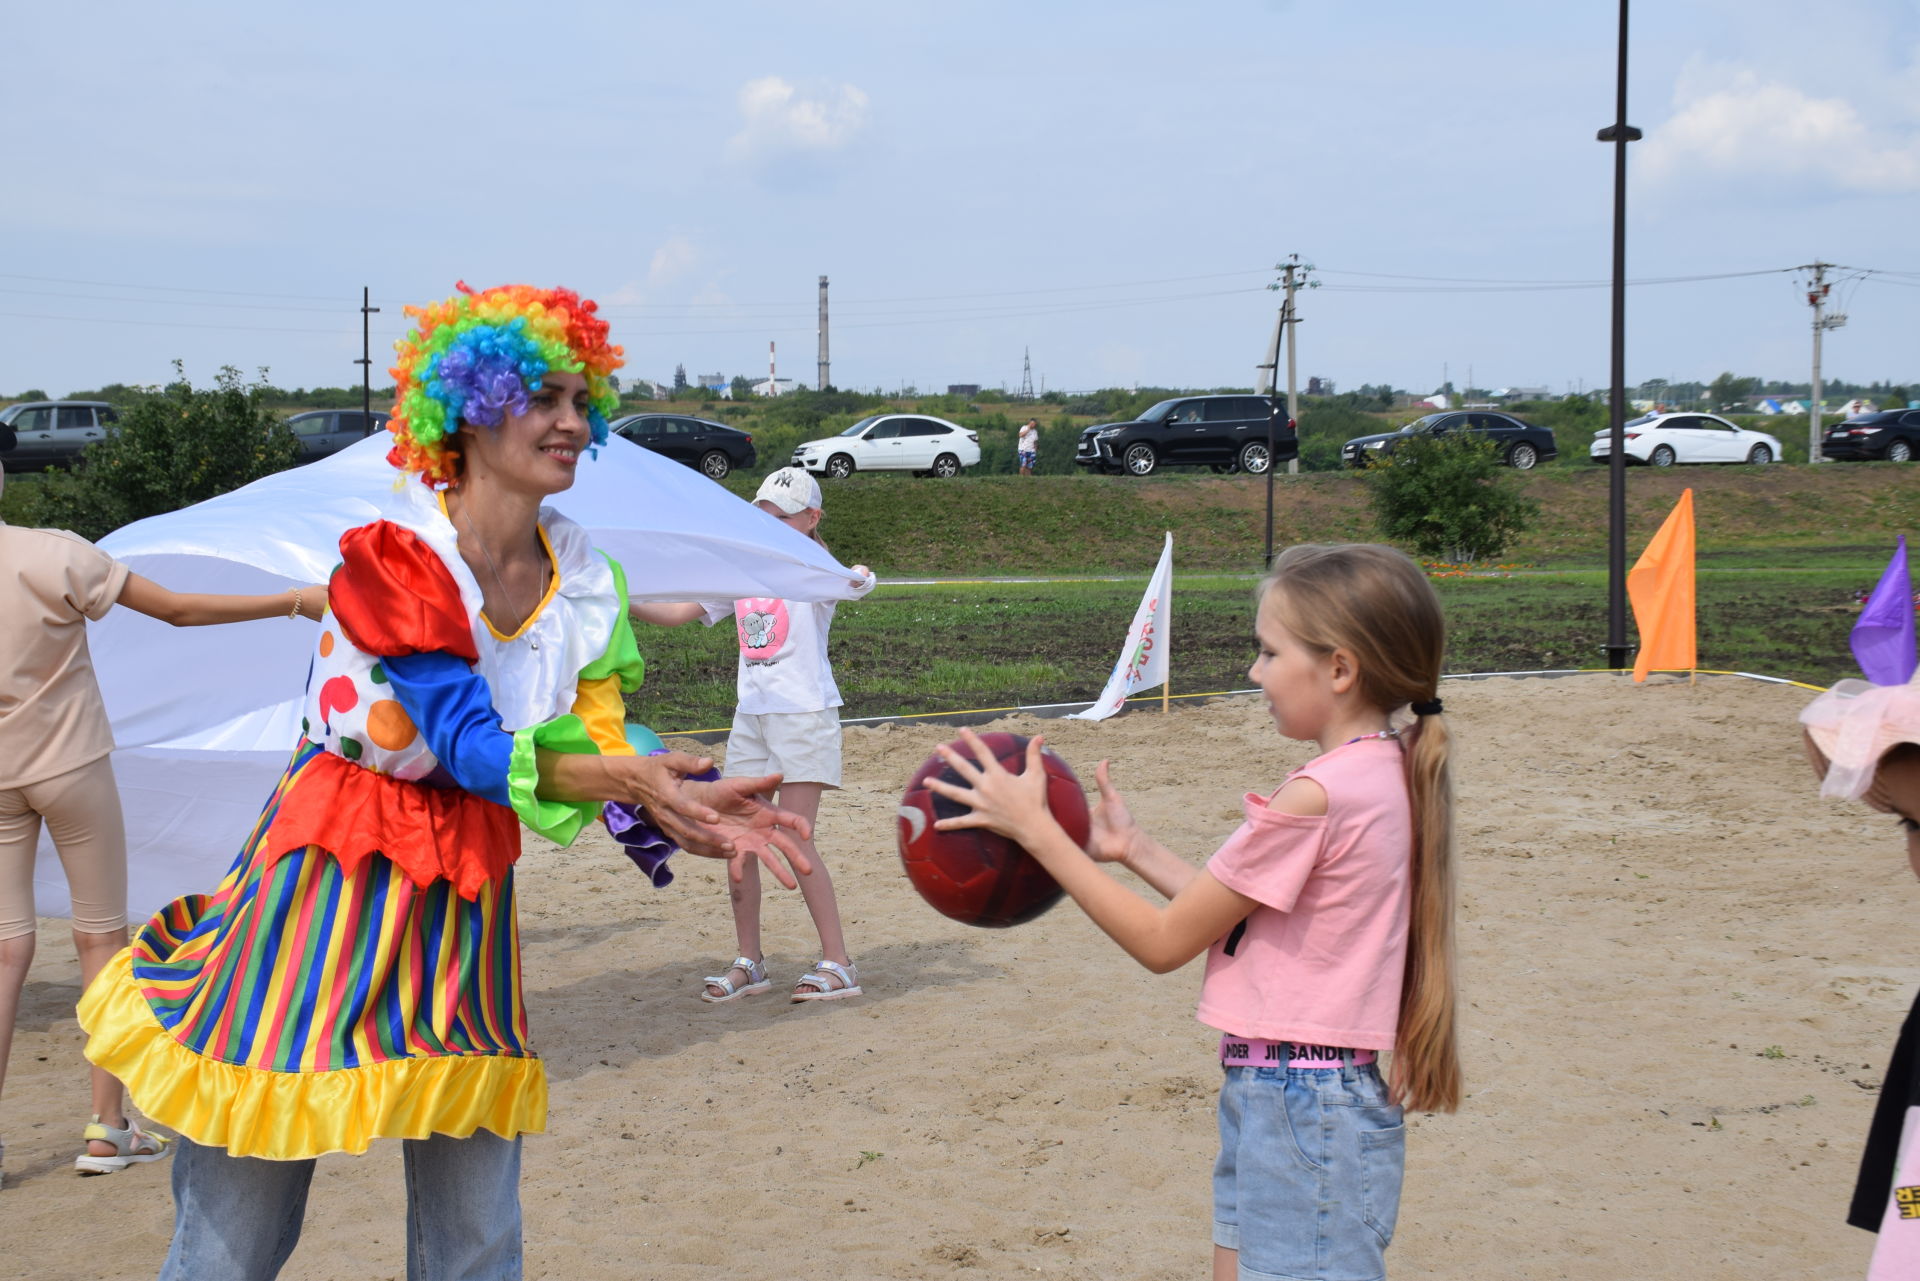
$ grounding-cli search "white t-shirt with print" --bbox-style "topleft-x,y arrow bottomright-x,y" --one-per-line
1018,424 -> 1039,452
702,573 -> 876,715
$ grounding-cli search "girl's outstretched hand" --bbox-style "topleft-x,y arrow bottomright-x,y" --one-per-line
1085,760 -> 1140,864
926,729 -> 1054,840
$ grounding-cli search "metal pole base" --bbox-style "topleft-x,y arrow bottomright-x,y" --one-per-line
1605,645 -> 1635,671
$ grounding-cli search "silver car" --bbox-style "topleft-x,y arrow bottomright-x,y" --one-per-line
0,400 -> 120,470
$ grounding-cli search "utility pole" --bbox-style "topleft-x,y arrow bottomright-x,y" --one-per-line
1261,255 -> 1314,563
1799,261 -> 1844,463
355,286 -> 381,433
1596,0 -> 1642,671
817,275 -> 830,392
1282,258 -> 1303,477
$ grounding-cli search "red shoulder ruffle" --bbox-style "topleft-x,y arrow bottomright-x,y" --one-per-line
330,521 -> 476,661
264,750 -> 520,899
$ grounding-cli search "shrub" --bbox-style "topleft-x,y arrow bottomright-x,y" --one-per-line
1363,434 -> 1537,562
16,363 -> 299,541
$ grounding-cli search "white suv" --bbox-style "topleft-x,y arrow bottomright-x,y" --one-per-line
791,413 -> 980,478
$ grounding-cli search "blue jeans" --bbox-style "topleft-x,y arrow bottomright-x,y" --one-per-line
158,1132 -> 522,1281
1213,1060 -> 1405,1281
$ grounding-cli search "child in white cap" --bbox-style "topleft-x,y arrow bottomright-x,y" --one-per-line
634,468 -> 877,1002
1802,675 -> 1920,1280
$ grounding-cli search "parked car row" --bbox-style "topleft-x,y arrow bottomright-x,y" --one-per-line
8,395 -> 1910,482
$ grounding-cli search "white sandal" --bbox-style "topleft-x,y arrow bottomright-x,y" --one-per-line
74,1116 -> 172,1175
791,959 -> 861,1003
700,956 -> 772,1003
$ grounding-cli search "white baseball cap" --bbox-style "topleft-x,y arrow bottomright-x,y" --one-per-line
755,466 -> 823,515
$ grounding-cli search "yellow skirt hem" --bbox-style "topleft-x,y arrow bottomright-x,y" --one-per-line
78,950 -> 548,1161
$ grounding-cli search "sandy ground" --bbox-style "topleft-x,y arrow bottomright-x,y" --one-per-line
4,673 -> 1911,1280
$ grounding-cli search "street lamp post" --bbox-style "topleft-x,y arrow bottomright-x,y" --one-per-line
1597,1 -> 1642,671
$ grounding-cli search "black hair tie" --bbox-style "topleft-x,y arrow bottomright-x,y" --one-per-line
1411,698 -> 1444,717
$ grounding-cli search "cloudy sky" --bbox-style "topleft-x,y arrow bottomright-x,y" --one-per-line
6,0 -> 1917,398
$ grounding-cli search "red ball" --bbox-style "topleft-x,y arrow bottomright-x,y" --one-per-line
896,732 -> 1091,928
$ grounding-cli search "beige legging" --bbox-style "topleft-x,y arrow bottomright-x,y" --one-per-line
0,755 -> 128,940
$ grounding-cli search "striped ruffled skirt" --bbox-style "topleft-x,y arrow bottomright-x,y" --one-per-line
79,741 -> 547,1160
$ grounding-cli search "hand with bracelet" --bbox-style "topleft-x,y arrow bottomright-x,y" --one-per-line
115,575 -> 330,625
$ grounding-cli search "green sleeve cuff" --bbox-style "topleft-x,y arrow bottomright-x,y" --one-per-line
581,553 -> 647,693
508,714 -> 601,847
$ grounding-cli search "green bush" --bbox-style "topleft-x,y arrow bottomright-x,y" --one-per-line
15,364 -> 299,541
1363,434 -> 1537,562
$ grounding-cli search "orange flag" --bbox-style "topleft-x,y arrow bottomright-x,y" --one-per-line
1629,488 -> 1696,682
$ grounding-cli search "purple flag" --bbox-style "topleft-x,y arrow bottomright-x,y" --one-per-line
1852,535 -> 1917,685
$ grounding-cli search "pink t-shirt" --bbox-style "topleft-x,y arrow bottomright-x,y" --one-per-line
1196,736 -> 1413,1050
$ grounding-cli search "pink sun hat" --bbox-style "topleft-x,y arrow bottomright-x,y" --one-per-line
1800,673 -> 1920,800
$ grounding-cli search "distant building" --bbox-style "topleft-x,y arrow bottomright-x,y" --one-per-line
1306,376 -> 1334,396
947,384 -> 981,398
1494,386 -> 1551,402
1839,398 -> 1877,416
752,378 -> 799,397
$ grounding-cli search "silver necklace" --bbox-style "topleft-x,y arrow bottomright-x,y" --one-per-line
456,498 -> 543,650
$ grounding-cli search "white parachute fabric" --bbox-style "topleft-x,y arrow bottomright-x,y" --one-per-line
36,433 -> 862,918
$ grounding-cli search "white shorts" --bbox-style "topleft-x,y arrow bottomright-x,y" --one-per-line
721,708 -> 843,788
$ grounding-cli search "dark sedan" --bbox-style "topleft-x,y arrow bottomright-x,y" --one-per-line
1821,409 -> 1920,462
610,413 -> 756,480
1342,410 -> 1556,470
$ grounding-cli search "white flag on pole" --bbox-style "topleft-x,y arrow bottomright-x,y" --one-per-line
1070,533 -> 1173,721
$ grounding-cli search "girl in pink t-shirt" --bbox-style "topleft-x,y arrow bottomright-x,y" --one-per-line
932,543 -> 1460,1281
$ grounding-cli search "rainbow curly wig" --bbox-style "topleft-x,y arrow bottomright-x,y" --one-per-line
387,282 -> 624,488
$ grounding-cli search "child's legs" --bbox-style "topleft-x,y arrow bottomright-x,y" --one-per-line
30,758 -> 133,1135
712,713 -> 773,990
1213,1063 -> 1404,1281
403,1130 -> 523,1281
0,783 -> 42,1105
158,1135 -> 317,1281
772,781 -> 849,966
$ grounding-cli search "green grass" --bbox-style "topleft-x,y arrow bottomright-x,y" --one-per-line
625,567 -> 1877,733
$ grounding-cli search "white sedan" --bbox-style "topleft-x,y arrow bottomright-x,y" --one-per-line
791,413 -> 981,478
1589,412 -> 1782,467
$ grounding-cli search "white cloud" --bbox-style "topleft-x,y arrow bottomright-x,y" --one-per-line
1640,66 -> 1920,194
647,235 -> 700,290
725,76 -> 869,181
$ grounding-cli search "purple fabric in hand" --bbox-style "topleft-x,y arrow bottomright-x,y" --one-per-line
601,753 -> 723,887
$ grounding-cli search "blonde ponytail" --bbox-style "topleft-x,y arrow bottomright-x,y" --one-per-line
1393,710 -> 1460,1112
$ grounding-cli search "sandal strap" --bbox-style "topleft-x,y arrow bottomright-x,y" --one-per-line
798,959 -> 856,992
702,957 -> 767,994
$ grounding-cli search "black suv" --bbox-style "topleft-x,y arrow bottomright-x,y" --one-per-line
1074,395 -> 1297,476
1342,410 -> 1556,470
610,413 -> 757,480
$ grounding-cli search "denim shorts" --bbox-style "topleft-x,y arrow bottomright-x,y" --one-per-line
1213,1058 -> 1406,1281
